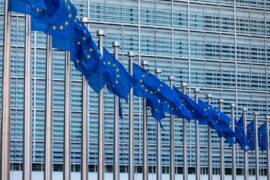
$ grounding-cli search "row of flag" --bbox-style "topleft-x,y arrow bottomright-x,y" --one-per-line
10,0 -> 269,152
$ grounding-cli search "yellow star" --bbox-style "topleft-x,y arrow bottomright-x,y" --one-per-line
115,80 -> 119,84
36,8 -> 40,12
160,84 -> 163,87
60,25 -> 64,30
107,61 -> 111,65
117,74 -> 120,78
87,55 -> 91,59
150,91 -> 153,94
65,21 -> 69,26
140,80 -> 143,83
76,59 -> 80,63
90,48 -> 93,52
141,84 -> 144,88
145,89 -> 148,92
157,88 -> 160,92
77,41 -> 81,45
68,5 -> 71,10
113,64 -> 116,67
69,14 -> 72,18
116,68 -> 119,72
82,37 -> 86,41
52,26 -> 56,30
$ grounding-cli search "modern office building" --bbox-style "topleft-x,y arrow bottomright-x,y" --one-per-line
0,0 -> 270,178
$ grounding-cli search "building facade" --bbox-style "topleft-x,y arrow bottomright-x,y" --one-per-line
0,0 -> 270,177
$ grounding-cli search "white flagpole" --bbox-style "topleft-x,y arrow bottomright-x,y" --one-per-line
169,76 -> 175,180
44,35 -> 53,180
128,52 -> 135,180
1,0 -> 11,179
231,104 -> 236,180
243,108 -> 248,180
155,68 -> 162,180
97,30 -> 105,180
64,50 -> 71,180
182,83 -> 188,180
254,112 -> 259,180
81,17 -> 89,180
219,99 -> 224,180
142,60 -> 149,180
113,41 -> 120,180
207,94 -> 212,180
23,14 -> 32,180
266,115 -> 270,180
194,88 -> 200,180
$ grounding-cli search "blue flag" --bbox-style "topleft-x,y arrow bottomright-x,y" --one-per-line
9,0 -> 46,15
103,48 -> 134,101
147,99 -> 165,128
258,122 -> 267,151
235,116 -> 248,151
173,87 -> 207,124
133,64 -> 160,100
198,99 -> 234,144
31,0 -> 77,40
247,120 -> 256,151
133,63 -> 191,120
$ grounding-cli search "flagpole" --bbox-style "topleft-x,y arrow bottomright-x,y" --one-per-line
128,52 -> 135,180
113,41 -> 120,180
64,50 -> 71,180
1,0 -> 11,178
207,94 -> 212,180
23,14 -> 32,180
155,68 -> 162,180
194,88 -> 200,180
81,17 -> 89,180
266,115 -> 270,180
44,35 -> 53,180
182,82 -> 188,180
254,112 -> 259,180
169,76 -> 175,180
231,103 -> 236,180
218,99 -> 224,180
97,30 -> 105,180
142,60 -> 149,180
243,108 -> 248,180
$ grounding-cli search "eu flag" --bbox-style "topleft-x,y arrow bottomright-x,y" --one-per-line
173,87 -> 207,124
235,116 -> 248,151
198,99 -> 234,144
247,120 -> 256,151
31,0 -> 77,40
133,64 -> 161,100
147,99 -> 165,127
258,122 -> 267,151
103,48 -> 134,101
9,0 -> 46,15
133,63 -> 191,120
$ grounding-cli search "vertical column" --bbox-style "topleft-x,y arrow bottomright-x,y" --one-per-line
266,116 -> 270,180
182,83 -> 188,180
254,112 -> 259,180
81,17 -> 89,180
128,52 -> 135,180
207,94 -> 212,180
113,41 -> 120,180
81,76 -> 89,180
219,99 -> 224,180
97,30 -> 105,180
194,88 -> 200,180
44,35 -> 53,180
231,104 -> 236,180
243,108 -> 248,180
155,68 -> 162,180
64,50 -> 71,180
1,0 -> 11,179
169,76 -> 175,180
142,60 -> 149,180
23,14 -> 32,180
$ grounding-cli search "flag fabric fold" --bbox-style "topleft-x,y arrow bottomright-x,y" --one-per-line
247,120 -> 256,151
234,116 -> 248,151
258,122 -> 267,151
